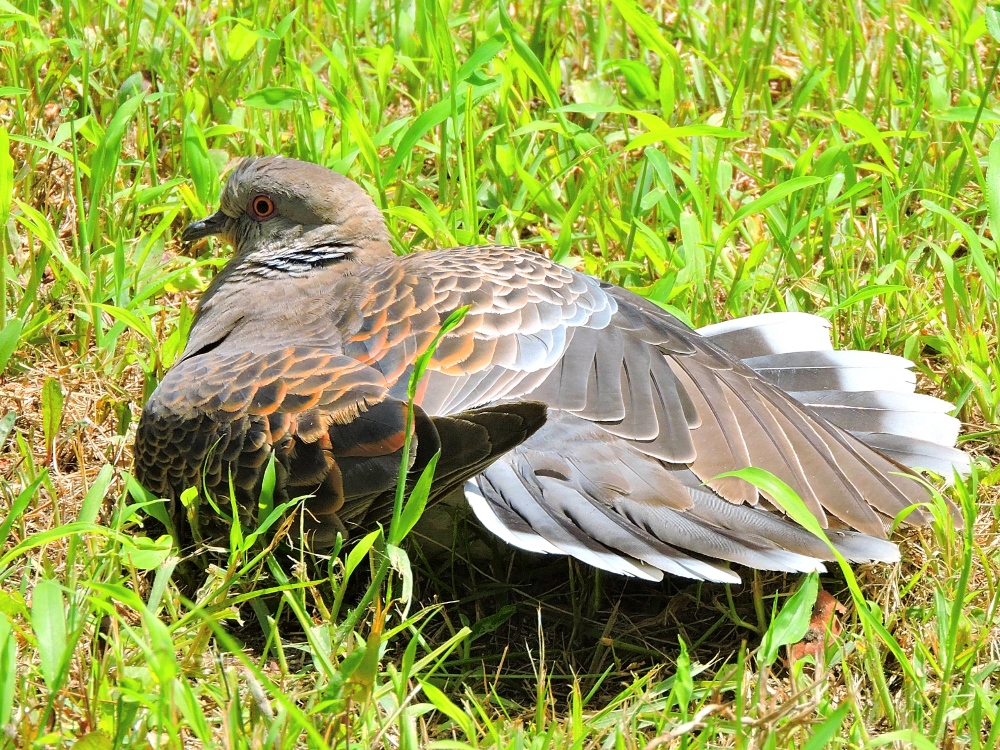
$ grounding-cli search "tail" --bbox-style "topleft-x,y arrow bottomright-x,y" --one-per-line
698,312 -> 969,479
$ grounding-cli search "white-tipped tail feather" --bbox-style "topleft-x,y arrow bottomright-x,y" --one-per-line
698,312 -> 834,358
742,351 -> 918,393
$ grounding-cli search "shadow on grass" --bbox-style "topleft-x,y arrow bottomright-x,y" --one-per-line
399,502 -> 831,708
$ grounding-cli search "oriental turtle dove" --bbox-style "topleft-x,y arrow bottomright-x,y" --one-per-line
134,156 -> 968,583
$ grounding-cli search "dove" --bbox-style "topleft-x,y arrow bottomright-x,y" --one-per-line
135,156 -> 968,583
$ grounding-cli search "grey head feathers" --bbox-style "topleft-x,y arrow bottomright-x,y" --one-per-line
179,156 -> 396,358
182,156 -> 393,273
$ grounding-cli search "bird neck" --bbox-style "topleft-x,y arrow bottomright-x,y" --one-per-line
233,223 -> 394,280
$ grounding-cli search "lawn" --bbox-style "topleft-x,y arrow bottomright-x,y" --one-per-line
1,0 -> 999,747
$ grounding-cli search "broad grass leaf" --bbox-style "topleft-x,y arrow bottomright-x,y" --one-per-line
986,136 -> 1000,250
718,468 -> 829,544
257,451 -> 277,521
409,625 -> 472,675
0,317 -> 23,376
42,376 -> 63,460
828,284 -> 907,312
717,175 -> 825,247
923,199 -> 998,301
146,556 -> 178,614
0,125 -> 12,227
677,209 -> 705,284
867,731 -> 939,750
31,578 -> 67,690
407,306 -> 470,401
182,116 -> 215,206
78,464 -> 113,524
326,86 -> 382,186
759,572 -> 819,667
835,108 -> 899,182
385,99 -> 450,179
0,472 -> 44,545
337,636 -> 366,682
731,175 -> 825,224
385,82 -> 498,181
124,474 -> 170,527
53,115 -> 102,149
609,0 -> 681,65
227,476 -> 244,553
158,299 -> 193,371
0,522 -> 134,572
421,679 -> 475,737
122,534 -> 172,570
616,59 -> 658,100
498,4 -> 561,109
470,604 -> 516,641
933,106 -> 1000,124
627,120 -> 746,152
225,22 -> 260,61
142,611 -> 178,684
7,134 -> 81,174
345,529 -> 381,580
803,704 -> 851,750
0,590 -> 26,621
117,72 -> 147,104
89,304 -> 155,344
244,86 -> 305,110
388,205 -> 439,241
71,731 -> 113,750
346,603 -> 386,703
0,614 -> 14,727
554,166 -> 604,262
719,467 -> 919,685
14,199 -> 60,254
659,61 -> 675,116
455,33 -> 505,82
671,636 -> 693,709
395,452 -> 439,543
243,498 -> 298,550
0,0 -> 40,26
86,93 -> 144,248
390,306 -> 471,542
552,102 -> 632,115
571,78 -> 616,108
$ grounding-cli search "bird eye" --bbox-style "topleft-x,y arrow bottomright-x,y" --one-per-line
249,194 -> 276,220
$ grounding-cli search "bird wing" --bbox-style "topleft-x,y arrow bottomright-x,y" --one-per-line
135,335 -> 547,542
451,297 -> 968,582
134,252 -> 560,543
353,248 -> 934,533
135,344 -> 392,515
466,411 -> 905,584
326,246 -> 965,581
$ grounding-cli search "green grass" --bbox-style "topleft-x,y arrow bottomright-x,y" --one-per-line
1,0 -> 999,746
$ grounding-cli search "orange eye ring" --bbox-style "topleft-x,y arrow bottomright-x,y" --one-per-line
249,194 -> 276,220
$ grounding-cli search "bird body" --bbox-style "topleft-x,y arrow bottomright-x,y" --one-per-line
135,156 -> 969,583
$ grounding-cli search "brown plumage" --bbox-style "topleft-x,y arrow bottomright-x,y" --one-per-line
134,156 -> 968,582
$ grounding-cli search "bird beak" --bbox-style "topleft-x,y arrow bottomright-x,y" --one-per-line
182,210 -> 229,242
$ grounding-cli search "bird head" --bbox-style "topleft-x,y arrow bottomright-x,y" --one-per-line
182,156 -> 392,265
